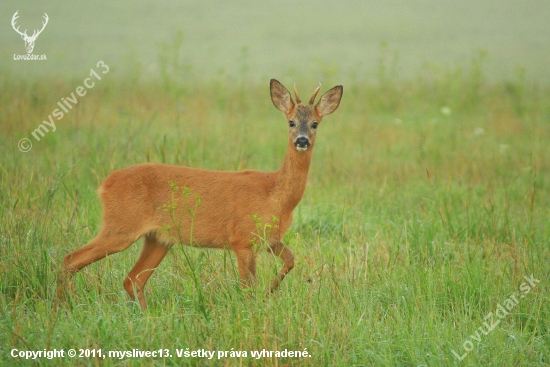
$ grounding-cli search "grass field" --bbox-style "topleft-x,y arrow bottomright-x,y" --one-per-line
1,42 -> 549,366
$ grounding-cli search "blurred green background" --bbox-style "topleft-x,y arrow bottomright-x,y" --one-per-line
2,0 -> 550,83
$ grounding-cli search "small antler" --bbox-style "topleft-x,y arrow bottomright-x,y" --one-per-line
11,11 -> 28,38
293,84 -> 302,104
309,83 -> 321,105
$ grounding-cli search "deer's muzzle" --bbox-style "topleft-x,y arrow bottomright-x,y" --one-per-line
294,136 -> 310,151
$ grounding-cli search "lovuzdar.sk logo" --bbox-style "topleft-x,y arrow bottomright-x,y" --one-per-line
12,10 -> 48,61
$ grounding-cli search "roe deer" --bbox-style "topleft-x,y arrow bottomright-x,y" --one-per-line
57,79 -> 343,310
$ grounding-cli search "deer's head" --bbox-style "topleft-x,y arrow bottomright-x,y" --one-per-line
270,79 -> 343,152
11,11 -> 49,54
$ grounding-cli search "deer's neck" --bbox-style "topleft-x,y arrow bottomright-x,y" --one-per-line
273,141 -> 313,210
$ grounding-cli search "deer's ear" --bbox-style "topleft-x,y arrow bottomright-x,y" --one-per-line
270,79 -> 295,114
315,85 -> 343,117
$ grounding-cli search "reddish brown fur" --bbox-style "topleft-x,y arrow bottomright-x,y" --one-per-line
57,79 -> 343,310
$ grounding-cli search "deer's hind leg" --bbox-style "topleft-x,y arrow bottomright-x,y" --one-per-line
57,227 -> 140,300
124,234 -> 169,310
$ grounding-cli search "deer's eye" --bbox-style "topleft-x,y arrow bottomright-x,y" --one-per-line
289,120 -> 296,128
311,122 -> 318,129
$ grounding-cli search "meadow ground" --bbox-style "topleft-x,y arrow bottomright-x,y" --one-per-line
1,54 -> 549,366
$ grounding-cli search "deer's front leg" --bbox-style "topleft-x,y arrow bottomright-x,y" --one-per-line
234,247 -> 257,288
268,241 -> 295,292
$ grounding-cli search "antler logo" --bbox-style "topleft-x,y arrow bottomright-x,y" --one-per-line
11,11 -> 49,54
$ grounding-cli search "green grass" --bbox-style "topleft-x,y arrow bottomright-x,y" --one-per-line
1,54 -> 549,366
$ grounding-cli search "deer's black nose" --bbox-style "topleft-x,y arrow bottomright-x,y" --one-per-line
295,137 -> 310,148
